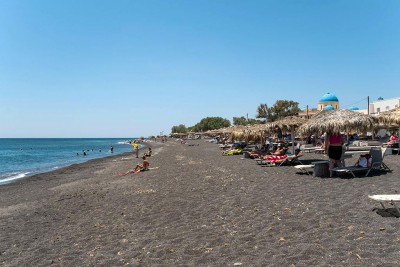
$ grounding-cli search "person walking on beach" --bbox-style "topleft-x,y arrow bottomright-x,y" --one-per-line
133,141 -> 139,158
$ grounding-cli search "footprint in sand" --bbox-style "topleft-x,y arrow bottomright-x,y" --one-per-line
176,155 -> 185,161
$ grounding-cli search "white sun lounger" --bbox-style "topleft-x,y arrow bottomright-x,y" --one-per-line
369,194 -> 400,217
294,164 -> 315,175
334,147 -> 390,177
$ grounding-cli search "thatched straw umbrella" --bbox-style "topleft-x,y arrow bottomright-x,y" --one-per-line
297,109 -> 377,138
378,108 -> 400,137
266,116 -> 308,153
378,108 -> 400,126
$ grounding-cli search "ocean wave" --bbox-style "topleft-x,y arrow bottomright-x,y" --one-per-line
0,172 -> 30,185
117,141 -> 131,145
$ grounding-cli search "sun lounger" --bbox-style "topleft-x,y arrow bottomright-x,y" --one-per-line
255,158 -> 276,166
277,152 -> 304,166
303,147 -> 316,153
334,147 -> 390,177
294,164 -> 315,175
256,152 -> 303,167
369,194 -> 400,217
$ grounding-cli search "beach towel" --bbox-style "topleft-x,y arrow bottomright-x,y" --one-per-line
117,167 -> 159,176
262,155 -> 288,163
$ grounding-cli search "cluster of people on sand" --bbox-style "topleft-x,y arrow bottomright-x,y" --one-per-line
132,141 -> 152,158
117,147 -> 153,176
132,148 -> 152,173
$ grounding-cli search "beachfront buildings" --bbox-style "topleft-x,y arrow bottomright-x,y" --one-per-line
298,93 -> 400,118
355,96 -> 400,115
298,92 -> 340,118
317,93 -> 340,111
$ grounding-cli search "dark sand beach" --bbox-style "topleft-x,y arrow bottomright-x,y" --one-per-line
1,140 -> 400,266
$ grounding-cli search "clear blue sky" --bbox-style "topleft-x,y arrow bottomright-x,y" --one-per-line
1,0 -> 399,137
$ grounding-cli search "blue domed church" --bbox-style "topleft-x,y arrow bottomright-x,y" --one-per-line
318,93 -> 339,111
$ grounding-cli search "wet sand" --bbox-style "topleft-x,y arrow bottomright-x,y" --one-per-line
1,140 -> 400,266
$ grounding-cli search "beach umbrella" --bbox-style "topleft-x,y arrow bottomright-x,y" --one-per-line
378,108 -> 400,136
378,108 -> 400,126
297,109 -> 377,137
266,116 -> 308,153
244,123 -> 274,144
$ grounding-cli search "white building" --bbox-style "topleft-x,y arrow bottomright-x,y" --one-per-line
355,96 -> 400,115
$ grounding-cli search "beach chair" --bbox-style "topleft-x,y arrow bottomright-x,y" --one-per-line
334,147 -> 390,178
278,151 -> 304,166
369,195 -> 400,218
255,155 -> 288,166
294,164 -> 315,175
379,147 -> 391,171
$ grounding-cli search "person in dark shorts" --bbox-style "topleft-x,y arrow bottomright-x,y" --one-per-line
325,133 -> 344,177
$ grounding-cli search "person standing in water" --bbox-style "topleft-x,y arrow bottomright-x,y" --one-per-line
110,146 -> 114,153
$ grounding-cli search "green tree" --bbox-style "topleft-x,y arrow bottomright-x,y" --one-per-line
256,103 -> 271,122
269,100 -> 301,120
247,118 -> 262,125
256,100 -> 301,122
233,116 -> 263,125
171,124 -> 188,133
192,117 -> 231,132
233,116 -> 248,126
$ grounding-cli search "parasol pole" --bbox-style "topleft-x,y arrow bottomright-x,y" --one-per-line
291,126 -> 295,154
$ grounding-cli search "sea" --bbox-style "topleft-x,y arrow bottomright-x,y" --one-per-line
0,138 -> 142,185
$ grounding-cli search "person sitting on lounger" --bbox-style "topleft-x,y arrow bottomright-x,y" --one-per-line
356,154 -> 372,168
262,154 -> 288,163
390,133 -> 398,143
272,145 -> 287,156
133,156 -> 150,173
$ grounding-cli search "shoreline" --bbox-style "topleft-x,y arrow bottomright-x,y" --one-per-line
1,139 -> 399,266
0,143 -> 149,186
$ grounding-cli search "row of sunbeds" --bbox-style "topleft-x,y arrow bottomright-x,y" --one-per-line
220,142 -> 392,177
